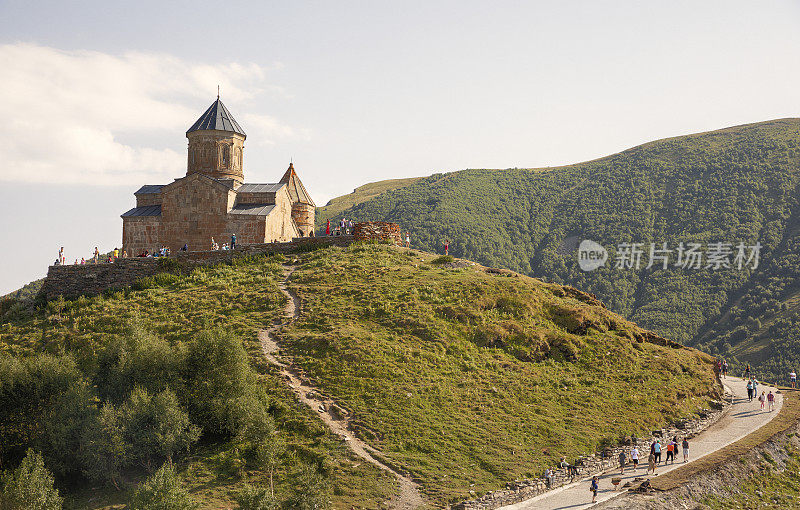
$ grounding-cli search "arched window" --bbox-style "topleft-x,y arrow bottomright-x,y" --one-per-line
221,144 -> 230,168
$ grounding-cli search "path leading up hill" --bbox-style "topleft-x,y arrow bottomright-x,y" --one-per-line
258,264 -> 425,510
500,377 -> 782,510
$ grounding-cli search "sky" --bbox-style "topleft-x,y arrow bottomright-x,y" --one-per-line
0,0 -> 799,294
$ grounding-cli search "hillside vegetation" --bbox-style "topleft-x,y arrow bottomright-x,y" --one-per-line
0,245 -> 719,508
316,177 -> 422,225
320,119 -> 800,381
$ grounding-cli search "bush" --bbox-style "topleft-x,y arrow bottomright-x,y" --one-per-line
0,354 -> 89,470
0,449 -> 62,510
431,255 -> 454,265
119,388 -> 200,469
95,323 -> 185,404
289,463 -> 330,510
184,329 -> 270,436
129,463 -> 197,510
235,484 -> 278,510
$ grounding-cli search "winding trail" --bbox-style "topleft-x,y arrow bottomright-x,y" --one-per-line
258,265 -> 425,510
499,377 -> 783,510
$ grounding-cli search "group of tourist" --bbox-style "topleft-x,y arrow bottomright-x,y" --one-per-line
745,377 -> 776,412
543,437 -> 692,503
715,358 -> 729,378
137,246 -> 171,258
325,218 -> 354,236
55,246 -> 126,265
209,234 -> 236,251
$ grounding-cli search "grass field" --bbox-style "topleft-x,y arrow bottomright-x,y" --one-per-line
279,244 -> 722,504
0,244 -> 723,507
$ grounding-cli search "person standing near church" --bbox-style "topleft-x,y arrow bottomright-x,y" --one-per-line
231,233 -> 236,250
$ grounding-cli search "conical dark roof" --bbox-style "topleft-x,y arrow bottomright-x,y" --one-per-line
280,163 -> 315,206
186,98 -> 246,137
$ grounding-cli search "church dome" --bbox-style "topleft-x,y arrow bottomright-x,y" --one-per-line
186,98 -> 246,138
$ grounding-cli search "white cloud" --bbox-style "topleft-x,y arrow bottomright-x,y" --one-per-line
0,43 -> 296,185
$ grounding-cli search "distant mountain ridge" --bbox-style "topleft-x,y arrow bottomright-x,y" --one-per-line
319,118 -> 800,379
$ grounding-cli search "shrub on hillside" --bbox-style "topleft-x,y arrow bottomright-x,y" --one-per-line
235,484 -> 278,510
184,329 -> 271,437
95,322 -> 185,404
119,388 -> 200,469
128,463 -> 197,510
0,449 -> 62,510
431,255 -> 454,265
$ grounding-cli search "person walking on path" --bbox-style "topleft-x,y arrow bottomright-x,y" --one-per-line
618,450 -> 626,474
682,438 -> 689,463
653,439 -> 662,464
768,391 -> 775,412
590,476 -> 599,503
630,445 -> 639,470
722,359 -> 729,379
665,439 -> 675,464
744,363 -> 751,379
758,391 -> 766,410
746,379 -> 754,402
544,468 -> 553,488
326,219 -> 331,236
790,370 -> 797,389
753,377 -> 759,397
647,451 -> 657,474
231,233 -> 236,250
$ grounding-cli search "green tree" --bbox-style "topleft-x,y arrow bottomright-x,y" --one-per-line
95,322 -> 185,404
80,404 -> 127,488
0,449 -> 62,510
255,433 -> 285,499
128,463 -> 197,510
119,387 -> 200,469
184,329 -> 269,436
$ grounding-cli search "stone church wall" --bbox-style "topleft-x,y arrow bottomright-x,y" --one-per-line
159,174 -> 237,252
262,186 -> 298,242
135,193 -> 162,207
123,216 -> 161,257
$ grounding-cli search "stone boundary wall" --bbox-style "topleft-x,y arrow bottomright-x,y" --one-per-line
452,399 -> 730,510
38,259 -> 168,301
354,221 -> 401,244
37,222 -> 400,301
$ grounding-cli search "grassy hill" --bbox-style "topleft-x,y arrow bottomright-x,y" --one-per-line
316,177 -> 422,227
0,244 -> 720,508
321,119 -> 800,381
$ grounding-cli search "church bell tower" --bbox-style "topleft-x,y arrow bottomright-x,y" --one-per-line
185,96 -> 246,184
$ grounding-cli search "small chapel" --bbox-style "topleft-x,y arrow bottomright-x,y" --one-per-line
121,98 -> 315,256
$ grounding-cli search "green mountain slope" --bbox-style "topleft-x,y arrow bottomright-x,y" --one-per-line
0,245 -> 719,507
316,177 -> 422,227
322,119 -> 800,380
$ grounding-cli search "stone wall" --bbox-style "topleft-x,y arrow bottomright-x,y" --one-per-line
39,235 -> 357,301
122,216 -> 161,257
40,222 -> 403,301
159,173 -> 238,254
354,221 -> 401,244
453,400 -> 729,509
38,259 -> 166,301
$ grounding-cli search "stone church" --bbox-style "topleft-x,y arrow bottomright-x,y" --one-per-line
121,98 -> 315,256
